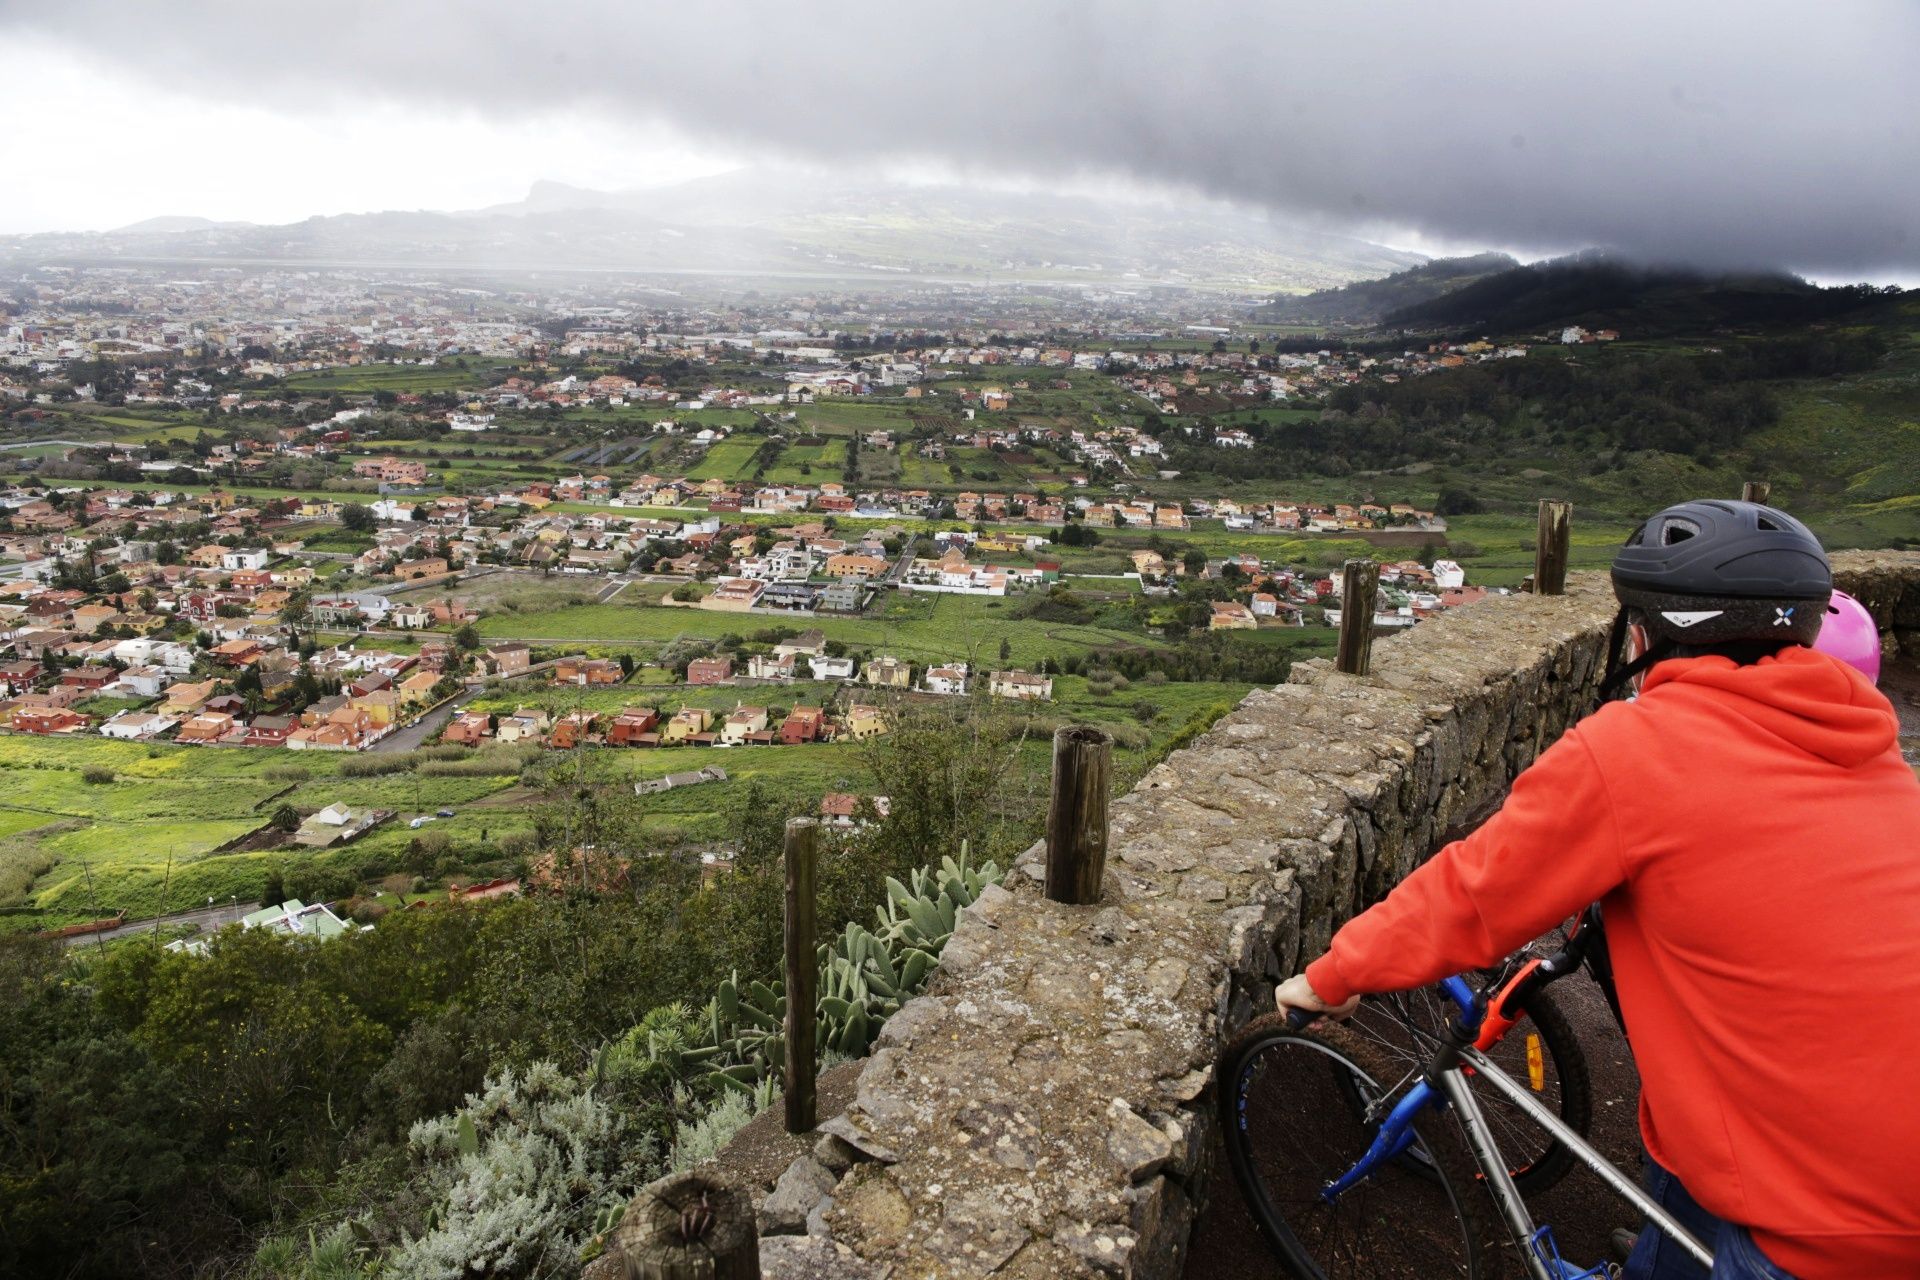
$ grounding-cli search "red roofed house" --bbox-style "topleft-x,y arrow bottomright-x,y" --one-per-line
607,707 -> 661,746
442,712 -> 492,746
12,706 -> 86,735
60,666 -> 118,693
779,705 -> 825,744
686,657 -> 734,686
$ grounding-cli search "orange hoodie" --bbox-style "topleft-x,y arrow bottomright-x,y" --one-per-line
1306,647 -> 1920,1278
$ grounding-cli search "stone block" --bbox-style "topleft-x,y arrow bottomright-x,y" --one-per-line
759,1155 -> 837,1236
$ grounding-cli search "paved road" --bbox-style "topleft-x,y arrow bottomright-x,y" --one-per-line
369,686 -> 482,753
62,899 -> 254,949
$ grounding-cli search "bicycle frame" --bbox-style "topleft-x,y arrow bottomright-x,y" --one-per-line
1318,974 -> 1714,1280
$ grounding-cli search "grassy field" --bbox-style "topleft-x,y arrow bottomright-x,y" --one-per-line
278,360 -> 515,394
761,439 -> 847,484
0,735 -> 525,933
683,437 -> 769,481
473,590 -> 1160,667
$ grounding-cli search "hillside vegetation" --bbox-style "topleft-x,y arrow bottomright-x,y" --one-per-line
1381,252 -> 1898,336
1251,252 -> 1518,327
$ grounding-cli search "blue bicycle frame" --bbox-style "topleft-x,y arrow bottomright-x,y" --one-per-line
1319,974 -> 1481,1200
1312,974 -> 1715,1280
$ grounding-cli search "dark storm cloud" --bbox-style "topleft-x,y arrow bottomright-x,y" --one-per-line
5,0 -> 1917,273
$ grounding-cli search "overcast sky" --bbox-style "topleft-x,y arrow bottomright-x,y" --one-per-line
2,1 -> 1915,279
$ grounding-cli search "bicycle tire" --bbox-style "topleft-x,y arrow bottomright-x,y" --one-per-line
1342,981 -> 1594,1196
1217,1012 -> 1513,1280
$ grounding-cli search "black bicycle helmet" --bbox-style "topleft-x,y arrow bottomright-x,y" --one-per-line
1610,499 -> 1831,649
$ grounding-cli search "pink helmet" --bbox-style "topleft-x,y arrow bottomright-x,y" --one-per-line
1813,589 -> 1880,684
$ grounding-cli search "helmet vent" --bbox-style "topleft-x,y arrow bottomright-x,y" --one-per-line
1755,514 -> 1782,531
1661,519 -> 1699,544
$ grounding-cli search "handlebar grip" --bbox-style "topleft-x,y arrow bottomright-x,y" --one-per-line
1285,1007 -> 1323,1031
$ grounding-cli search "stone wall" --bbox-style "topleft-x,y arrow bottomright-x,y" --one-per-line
682,551 -> 1920,1280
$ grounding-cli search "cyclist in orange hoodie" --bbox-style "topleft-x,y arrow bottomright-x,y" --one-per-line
1275,500 -> 1920,1280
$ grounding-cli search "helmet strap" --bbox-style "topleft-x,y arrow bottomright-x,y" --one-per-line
1599,606 -> 1630,691
1600,609 -> 1676,700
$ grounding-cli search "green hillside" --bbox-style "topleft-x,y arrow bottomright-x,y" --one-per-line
1381,252 -> 1891,337
1251,252 -> 1518,327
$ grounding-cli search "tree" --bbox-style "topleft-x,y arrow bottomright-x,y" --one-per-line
1182,547 -> 1208,576
454,623 -> 481,651
340,503 -> 376,532
271,804 -> 300,833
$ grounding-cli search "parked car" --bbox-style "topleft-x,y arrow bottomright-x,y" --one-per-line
436,807 -> 455,818
409,815 -> 434,829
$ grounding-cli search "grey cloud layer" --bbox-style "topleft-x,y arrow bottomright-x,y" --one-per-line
5,0 -> 1916,272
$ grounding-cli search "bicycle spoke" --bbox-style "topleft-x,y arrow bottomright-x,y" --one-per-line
1226,1028 -> 1487,1279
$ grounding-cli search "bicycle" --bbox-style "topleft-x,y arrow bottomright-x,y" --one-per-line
1218,911 -> 1709,1279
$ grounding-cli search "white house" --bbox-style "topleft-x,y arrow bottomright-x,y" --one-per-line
115,665 -> 171,697
989,670 -> 1053,701
99,710 -> 175,740
807,654 -> 856,682
110,637 -> 157,665
1431,560 -> 1466,590
747,653 -> 796,681
221,548 -> 270,571
922,663 -> 970,696
149,642 -> 198,675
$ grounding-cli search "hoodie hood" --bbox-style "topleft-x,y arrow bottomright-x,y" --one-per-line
1641,646 -> 1897,769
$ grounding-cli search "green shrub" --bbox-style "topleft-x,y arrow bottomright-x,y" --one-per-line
81,766 -> 115,785
387,1063 -> 656,1280
338,754 -> 413,777
0,840 -> 56,908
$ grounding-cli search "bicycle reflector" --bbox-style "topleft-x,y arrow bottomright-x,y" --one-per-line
1527,1035 -> 1546,1092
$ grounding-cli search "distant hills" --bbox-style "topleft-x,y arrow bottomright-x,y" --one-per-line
0,170 -> 1424,291
1379,253 -> 1881,336
1250,252 -> 1517,326
108,215 -> 249,235
1252,250 -> 1898,339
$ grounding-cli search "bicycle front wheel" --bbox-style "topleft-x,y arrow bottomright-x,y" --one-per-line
1342,981 -> 1593,1196
1217,1013 -> 1511,1279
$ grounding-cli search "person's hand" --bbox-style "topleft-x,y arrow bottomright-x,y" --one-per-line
1274,972 -> 1362,1022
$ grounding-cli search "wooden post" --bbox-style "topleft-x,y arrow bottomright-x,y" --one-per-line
1534,500 -> 1572,597
1741,480 -> 1771,505
1044,725 -> 1111,905
595,1171 -> 760,1280
782,817 -> 818,1135
1335,558 -> 1381,675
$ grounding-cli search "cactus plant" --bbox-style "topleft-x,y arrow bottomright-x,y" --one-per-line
618,842 -> 1003,1104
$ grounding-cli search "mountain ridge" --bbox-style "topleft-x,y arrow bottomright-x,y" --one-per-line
1381,252 -> 1882,335
0,171 -> 1426,290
